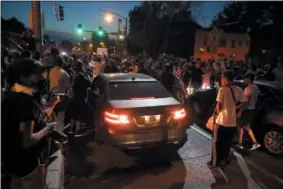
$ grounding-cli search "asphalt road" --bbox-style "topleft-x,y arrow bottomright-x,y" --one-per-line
64,125 -> 283,189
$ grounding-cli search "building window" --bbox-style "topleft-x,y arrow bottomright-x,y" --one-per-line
238,40 -> 242,47
207,46 -> 210,52
231,40 -> 236,48
213,36 -> 216,41
218,53 -> 225,57
219,39 -> 227,47
204,37 -> 208,45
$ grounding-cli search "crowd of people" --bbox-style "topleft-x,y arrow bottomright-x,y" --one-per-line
1,42 -> 283,189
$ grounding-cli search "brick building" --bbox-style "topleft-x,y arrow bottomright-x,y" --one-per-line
194,27 -> 251,62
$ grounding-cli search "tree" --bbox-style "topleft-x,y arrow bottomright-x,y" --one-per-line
1,17 -> 26,34
213,2 -> 283,60
128,2 -> 202,57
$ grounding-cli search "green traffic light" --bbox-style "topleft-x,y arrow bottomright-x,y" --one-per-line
98,30 -> 104,36
77,29 -> 83,34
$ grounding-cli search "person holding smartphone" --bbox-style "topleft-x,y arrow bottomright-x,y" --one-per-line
2,58 -> 60,189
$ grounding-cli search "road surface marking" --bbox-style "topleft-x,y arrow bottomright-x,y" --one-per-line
191,125 -> 265,189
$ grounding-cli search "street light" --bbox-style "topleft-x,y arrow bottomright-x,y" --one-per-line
104,13 -> 114,23
100,8 -> 128,50
100,42 -> 104,46
83,37 -> 86,40
89,44 -> 93,47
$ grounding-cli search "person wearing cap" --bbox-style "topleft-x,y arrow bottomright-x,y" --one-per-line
2,58 -> 60,189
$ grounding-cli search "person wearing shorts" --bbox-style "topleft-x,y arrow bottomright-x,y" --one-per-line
236,73 -> 261,150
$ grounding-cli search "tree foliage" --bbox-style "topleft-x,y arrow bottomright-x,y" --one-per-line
128,2 -> 202,57
213,2 -> 283,58
1,17 -> 26,34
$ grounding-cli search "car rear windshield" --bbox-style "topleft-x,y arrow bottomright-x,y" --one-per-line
109,81 -> 171,100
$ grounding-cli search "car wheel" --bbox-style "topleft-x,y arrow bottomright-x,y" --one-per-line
169,135 -> 188,150
263,126 -> 283,156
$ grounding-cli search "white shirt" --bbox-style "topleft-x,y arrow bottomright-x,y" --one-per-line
244,84 -> 260,110
215,85 -> 247,127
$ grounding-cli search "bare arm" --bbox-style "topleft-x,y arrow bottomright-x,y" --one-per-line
215,87 -> 224,114
19,121 -> 49,149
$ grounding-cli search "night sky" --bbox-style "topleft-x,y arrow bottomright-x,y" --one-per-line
2,1 -> 228,36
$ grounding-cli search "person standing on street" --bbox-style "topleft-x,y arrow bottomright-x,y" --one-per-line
161,64 -> 175,96
2,58 -> 59,189
236,73 -> 261,150
209,70 -> 247,168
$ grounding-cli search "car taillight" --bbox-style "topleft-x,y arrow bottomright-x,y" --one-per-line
104,111 -> 130,124
172,108 -> 186,120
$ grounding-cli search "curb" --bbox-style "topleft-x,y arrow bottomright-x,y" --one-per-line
46,144 -> 64,189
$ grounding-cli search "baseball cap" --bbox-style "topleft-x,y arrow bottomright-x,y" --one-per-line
12,58 -> 47,77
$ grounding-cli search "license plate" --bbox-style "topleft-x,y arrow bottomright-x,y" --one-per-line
144,115 -> 161,124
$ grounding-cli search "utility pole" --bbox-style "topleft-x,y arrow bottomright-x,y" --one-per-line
31,1 -> 43,53
116,18 -> 122,53
124,18 -> 128,50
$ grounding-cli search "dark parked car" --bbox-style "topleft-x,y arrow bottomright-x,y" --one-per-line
90,73 -> 191,149
188,80 -> 283,156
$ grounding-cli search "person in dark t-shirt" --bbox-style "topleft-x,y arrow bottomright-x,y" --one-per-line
2,58 -> 59,189
190,64 -> 203,89
161,64 -> 175,95
68,61 -> 92,134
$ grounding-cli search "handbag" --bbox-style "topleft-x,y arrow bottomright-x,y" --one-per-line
206,114 -> 216,131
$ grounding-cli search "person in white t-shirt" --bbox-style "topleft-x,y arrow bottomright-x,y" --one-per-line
209,70 -> 248,168
236,73 -> 261,150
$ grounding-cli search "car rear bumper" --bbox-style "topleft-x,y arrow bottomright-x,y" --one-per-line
110,127 -> 188,149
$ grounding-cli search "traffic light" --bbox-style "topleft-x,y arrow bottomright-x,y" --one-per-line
59,6 -> 64,21
97,26 -> 105,36
77,24 -> 83,34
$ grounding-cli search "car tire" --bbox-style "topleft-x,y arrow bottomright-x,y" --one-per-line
263,126 -> 283,156
169,135 -> 188,150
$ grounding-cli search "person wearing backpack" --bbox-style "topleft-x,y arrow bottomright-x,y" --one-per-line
209,70 -> 248,168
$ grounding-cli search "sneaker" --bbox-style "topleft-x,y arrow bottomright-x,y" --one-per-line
250,143 -> 261,150
235,143 -> 244,149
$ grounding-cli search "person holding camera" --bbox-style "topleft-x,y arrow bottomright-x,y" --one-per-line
2,58 -> 60,189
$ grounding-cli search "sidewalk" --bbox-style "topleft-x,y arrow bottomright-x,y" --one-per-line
46,143 -> 64,189
46,112 -> 65,189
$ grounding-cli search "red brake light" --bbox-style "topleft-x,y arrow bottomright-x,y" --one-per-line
172,108 -> 186,120
104,111 -> 130,124
130,97 -> 155,100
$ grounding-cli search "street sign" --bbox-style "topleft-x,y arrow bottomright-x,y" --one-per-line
97,47 -> 108,56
